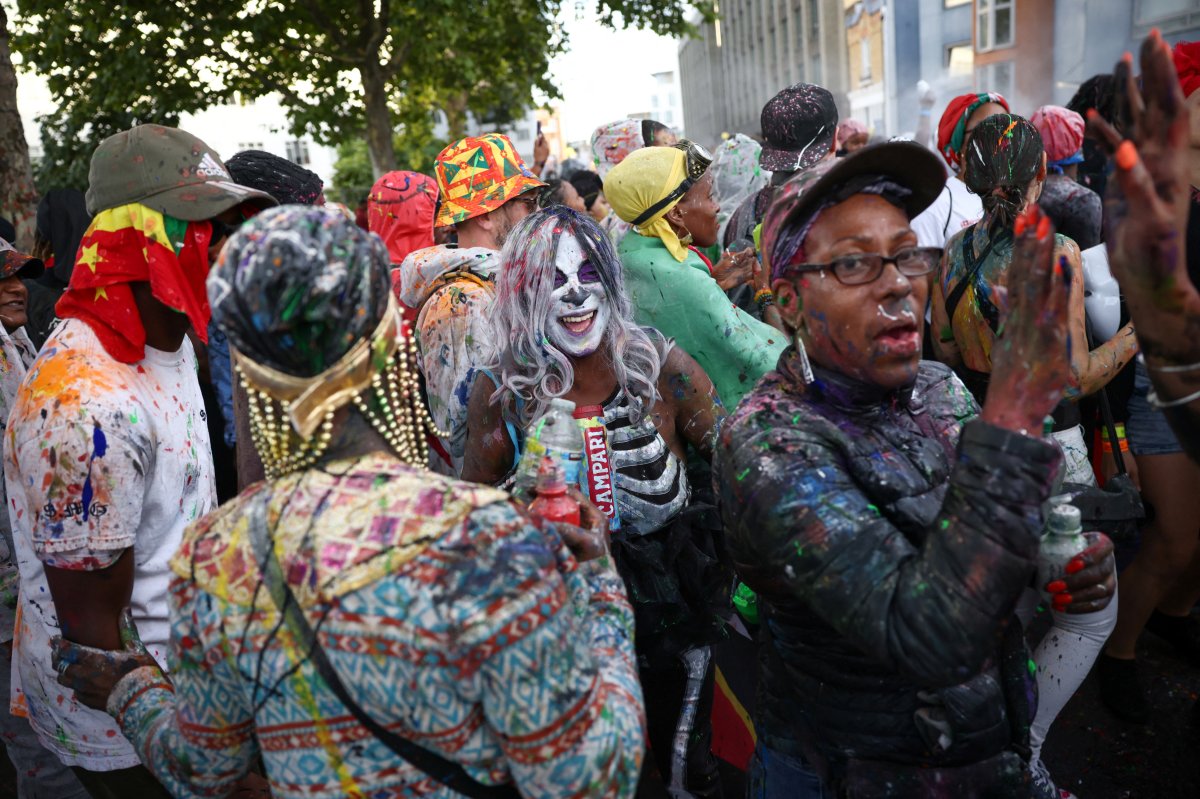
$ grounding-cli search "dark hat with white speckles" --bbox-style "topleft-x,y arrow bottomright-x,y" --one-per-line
759,84 -> 839,173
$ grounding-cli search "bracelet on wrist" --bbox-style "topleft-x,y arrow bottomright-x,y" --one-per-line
1101,440 -> 1129,454
1147,384 -> 1200,409
1145,358 -> 1200,374
1100,423 -> 1126,442
754,288 -> 776,308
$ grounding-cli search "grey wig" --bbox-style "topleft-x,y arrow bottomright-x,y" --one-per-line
486,205 -> 667,428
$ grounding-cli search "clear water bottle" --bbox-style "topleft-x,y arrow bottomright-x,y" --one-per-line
1038,503 -> 1087,604
513,398 -> 585,499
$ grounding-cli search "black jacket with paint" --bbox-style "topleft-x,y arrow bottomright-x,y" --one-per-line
715,351 -> 1059,789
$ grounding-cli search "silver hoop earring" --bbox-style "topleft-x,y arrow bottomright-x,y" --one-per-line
793,328 -> 815,385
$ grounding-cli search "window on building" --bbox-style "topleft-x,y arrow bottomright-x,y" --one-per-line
946,43 -> 974,77
808,0 -> 820,39
976,0 -> 1015,52
975,60 -> 1014,100
238,141 -> 265,151
1136,0 -> 1194,25
860,38 -> 872,83
285,140 -> 310,166
945,0 -> 971,6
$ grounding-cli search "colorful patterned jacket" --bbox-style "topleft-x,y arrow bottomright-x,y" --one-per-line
106,453 -> 645,798
715,352 -> 1058,789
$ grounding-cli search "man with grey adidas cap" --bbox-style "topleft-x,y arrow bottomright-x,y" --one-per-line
4,124 -> 274,798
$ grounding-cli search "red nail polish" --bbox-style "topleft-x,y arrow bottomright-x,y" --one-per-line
1115,140 -> 1139,171
1036,215 -> 1051,240
1053,594 -> 1073,608
1014,215 -> 1027,236
1065,559 -> 1085,575
1086,108 -> 1098,120
1122,51 -> 1133,64
1046,581 -> 1067,593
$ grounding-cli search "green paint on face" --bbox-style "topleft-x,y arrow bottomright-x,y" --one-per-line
129,410 -> 139,424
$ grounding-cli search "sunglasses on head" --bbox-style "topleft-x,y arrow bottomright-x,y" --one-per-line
631,139 -> 714,226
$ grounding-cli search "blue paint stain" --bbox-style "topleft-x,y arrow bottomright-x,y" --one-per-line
81,426 -> 108,522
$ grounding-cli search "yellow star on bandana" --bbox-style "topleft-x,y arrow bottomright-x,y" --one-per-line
93,286 -> 108,301
77,243 -> 101,273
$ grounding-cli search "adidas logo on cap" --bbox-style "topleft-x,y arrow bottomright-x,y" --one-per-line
196,152 -> 231,180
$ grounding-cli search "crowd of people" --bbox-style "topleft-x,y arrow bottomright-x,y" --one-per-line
0,27 -> 1194,799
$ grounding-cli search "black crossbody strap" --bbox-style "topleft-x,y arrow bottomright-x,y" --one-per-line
1084,322 -> 1130,476
248,495 -> 521,799
945,225 -> 1000,324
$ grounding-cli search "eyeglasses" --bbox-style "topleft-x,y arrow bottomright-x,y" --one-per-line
780,247 -> 942,286
509,194 -> 540,212
630,139 -> 714,226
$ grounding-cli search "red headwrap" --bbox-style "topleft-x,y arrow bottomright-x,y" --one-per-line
368,171 -> 438,325
56,203 -> 214,364
937,92 -> 1011,170
1173,41 -> 1200,98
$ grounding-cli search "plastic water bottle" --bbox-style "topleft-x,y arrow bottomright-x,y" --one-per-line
528,457 -> 581,526
1038,503 -> 1087,604
513,398 -> 585,498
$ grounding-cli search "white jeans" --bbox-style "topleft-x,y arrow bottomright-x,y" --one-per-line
1016,586 -> 1118,761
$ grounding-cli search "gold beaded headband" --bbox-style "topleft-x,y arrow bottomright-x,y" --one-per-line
232,294 -> 404,440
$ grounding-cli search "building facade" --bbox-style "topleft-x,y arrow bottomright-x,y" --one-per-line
679,0 -> 851,148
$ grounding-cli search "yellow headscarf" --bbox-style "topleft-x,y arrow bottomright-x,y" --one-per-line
603,146 -> 692,261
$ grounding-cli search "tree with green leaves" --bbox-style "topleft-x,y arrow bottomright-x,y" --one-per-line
14,0 -> 714,187
0,6 -> 38,246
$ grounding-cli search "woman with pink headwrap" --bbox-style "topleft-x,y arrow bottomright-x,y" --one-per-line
367,170 -> 438,323
1031,105 -> 1103,250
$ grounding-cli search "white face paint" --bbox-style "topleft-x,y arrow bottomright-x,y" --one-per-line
547,234 -> 611,358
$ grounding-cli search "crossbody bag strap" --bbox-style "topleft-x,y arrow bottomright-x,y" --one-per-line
1084,322 -> 1129,477
248,496 -> 520,799
944,225 -> 1000,324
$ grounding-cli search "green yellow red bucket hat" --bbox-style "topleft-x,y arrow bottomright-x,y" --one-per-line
434,133 -> 545,227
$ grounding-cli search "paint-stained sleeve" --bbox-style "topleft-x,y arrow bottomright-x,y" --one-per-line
441,502 -> 645,798
108,576 -> 258,798
11,421 -> 149,570
717,415 -> 1059,687
415,281 -> 492,463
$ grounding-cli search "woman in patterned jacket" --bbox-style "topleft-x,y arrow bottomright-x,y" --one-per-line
462,205 -> 729,798
51,205 -> 646,799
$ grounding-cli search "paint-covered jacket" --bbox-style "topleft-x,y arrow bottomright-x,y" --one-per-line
716,351 -> 1058,780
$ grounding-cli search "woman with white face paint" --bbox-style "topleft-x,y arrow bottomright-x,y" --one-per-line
462,206 -> 730,798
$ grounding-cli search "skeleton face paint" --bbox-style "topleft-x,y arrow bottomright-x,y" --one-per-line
547,234 -> 611,358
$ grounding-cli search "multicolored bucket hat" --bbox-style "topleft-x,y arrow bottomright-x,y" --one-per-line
434,133 -> 545,227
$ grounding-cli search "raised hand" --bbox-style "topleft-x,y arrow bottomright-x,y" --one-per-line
1087,30 -> 1200,364
980,205 -> 1075,435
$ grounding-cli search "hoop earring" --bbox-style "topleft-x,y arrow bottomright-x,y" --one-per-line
793,327 -> 815,385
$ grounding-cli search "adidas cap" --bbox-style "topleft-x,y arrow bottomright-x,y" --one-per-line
85,125 -> 277,221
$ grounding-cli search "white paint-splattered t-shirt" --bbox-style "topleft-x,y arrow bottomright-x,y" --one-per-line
3,318 -> 216,770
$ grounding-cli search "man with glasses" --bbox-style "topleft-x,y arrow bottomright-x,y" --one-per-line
395,133 -> 544,473
2,125 -> 275,798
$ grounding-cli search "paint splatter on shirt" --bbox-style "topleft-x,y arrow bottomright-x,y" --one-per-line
396,244 -> 500,472
108,453 -> 645,798
4,318 -> 215,769
1038,174 -> 1102,251
617,233 -> 784,410
0,323 -> 37,645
